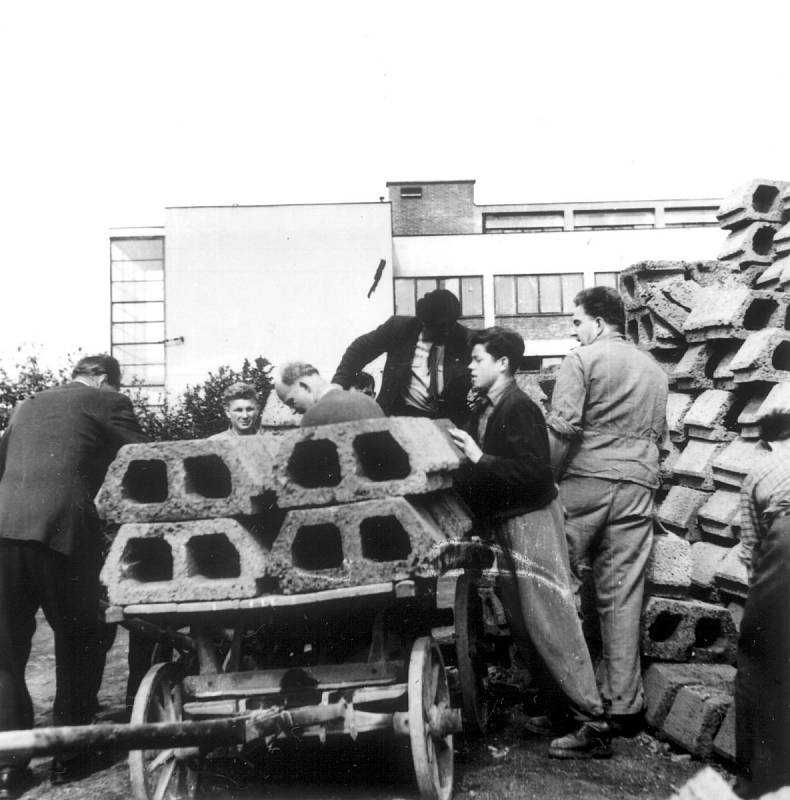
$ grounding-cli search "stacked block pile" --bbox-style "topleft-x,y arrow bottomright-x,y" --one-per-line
630,179 -> 790,763
97,416 -> 472,608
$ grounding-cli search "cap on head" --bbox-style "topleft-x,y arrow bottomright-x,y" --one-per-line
415,289 -> 461,325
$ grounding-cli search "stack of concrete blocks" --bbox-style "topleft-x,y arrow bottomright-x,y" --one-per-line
97,416 -> 472,606
626,178 -> 790,764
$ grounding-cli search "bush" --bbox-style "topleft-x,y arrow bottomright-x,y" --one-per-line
0,351 -> 72,431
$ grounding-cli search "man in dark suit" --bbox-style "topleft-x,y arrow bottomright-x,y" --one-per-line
449,327 -> 612,760
0,355 -> 148,796
332,288 -> 472,426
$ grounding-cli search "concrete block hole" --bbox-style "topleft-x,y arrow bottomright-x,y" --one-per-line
751,226 -> 776,256
120,538 -> 173,582
287,440 -> 341,488
184,454 -> 232,498
185,533 -> 240,579
751,185 -> 780,213
359,515 -> 412,561
352,431 -> 411,482
772,341 -> 790,371
694,617 -> 723,648
121,460 -> 168,504
743,298 -> 778,330
292,524 -> 343,570
648,611 -> 683,642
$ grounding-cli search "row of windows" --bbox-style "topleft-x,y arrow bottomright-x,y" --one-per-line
394,272 -> 619,317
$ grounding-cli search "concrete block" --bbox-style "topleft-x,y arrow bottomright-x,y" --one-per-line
711,436 -> 770,489
96,438 -> 276,524
716,179 -> 787,230
619,261 -> 689,311
737,385 -> 774,439
690,542 -> 730,593
667,766 -> 738,800
726,600 -> 744,633
667,392 -> 695,444
101,516 -> 277,605
672,439 -> 727,491
643,662 -> 735,730
641,596 -> 737,663
645,292 -> 689,336
718,222 -> 778,268
730,328 -> 790,384
773,218 -> 790,255
660,441 -> 682,483
778,251 -> 790,289
266,493 -> 473,594
672,343 -> 718,391
661,684 -> 732,758
697,489 -> 741,545
661,277 -> 705,312
684,287 -> 790,343
714,543 -> 749,600
646,532 -> 691,597
712,703 -> 736,763
710,342 -> 743,391
626,310 -> 683,350
272,417 -> 463,508
683,390 -> 739,442
658,486 -> 709,539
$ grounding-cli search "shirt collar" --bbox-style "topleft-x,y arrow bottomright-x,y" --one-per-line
484,377 -> 514,409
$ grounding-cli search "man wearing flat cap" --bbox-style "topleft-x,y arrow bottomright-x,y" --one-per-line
332,288 -> 473,426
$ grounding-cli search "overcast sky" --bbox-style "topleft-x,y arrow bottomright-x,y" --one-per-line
2,0 -> 789,371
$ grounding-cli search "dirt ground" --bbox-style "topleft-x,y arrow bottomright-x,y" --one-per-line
17,616 -> 736,800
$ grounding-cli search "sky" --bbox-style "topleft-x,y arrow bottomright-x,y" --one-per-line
1,0 -> 789,372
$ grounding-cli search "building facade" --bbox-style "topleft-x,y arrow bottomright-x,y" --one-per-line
110,180 -> 722,399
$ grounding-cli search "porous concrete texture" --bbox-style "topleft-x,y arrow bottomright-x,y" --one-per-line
101,516 -> 277,605
717,221 -> 778,268
642,662 -> 735,730
690,542 -> 730,596
640,596 -> 737,663
737,385 -> 774,439
266,493 -> 472,594
666,392 -> 695,443
729,327 -> 790,383
666,766 -> 739,800
619,260 -> 689,311
684,287 -> 790,342
713,543 -> 749,600
661,684 -> 732,758
672,343 -> 716,391
710,341 -> 743,391
272,416 -> 464,508
646,532 -> 691,597
697,488 -> 741,545
96,437 -> 275,523
712,702 -> 736,762
716,179 -> 787,230
657,486 -> 709,540
682,389 -> 738,441
746,380 -> 790,429
711,436 -> 770,489
672,439 -> 727,491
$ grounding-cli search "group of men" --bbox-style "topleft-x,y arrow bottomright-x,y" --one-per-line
2,283 -> 782,796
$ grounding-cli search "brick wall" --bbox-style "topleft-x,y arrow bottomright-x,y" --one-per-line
388,181 -> 476,235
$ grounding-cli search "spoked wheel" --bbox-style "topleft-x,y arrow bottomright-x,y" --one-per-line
454,572 -> 489,735
408,636 -> 454,800
129,662 -> 198,800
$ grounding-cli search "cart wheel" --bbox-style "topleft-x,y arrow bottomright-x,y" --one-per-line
129,662 -> 198,800
455,573 -> 489,735
408,637 -> 454,800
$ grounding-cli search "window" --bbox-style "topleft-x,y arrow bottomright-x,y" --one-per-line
594,271 -> 620,289
400,186 -> 423,199
494,273 -> 583,315
394,276 -> 484,319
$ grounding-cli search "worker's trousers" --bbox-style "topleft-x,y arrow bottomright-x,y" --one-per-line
559,476 -> 654,716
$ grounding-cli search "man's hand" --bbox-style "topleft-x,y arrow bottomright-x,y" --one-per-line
448,428 -> 483,463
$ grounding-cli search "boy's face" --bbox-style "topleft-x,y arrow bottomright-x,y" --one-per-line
225,398 -> 260,434
468,344 -> 502,394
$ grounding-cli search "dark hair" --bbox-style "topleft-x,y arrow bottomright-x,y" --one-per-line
415,289 -> 461,324
279,361 -> 320,386
758,410 -> 790,442
72,354 -> 122,389
471,327 -> 525,375
351,371 -> 376,393
222,382 -> 260,407
574,286 -> 625,332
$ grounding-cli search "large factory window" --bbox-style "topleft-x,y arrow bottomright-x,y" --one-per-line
494,273 -> 583,315
394,276 -> 484,326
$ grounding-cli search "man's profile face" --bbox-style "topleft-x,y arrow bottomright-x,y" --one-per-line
276,380 -> 314,414
225,398 -> 260,434
571,305 -> 601,347
468,344 -> 501,394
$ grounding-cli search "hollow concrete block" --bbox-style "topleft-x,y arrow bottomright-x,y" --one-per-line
712,703 -> 736,763
711,437 -> 770,489
101,516 -> 277,605
690,541 -> 730,594
730,328 -> 790,384
672,439 -> 727,491
672,343 -> 718,391
684,288 -> 790,343
646,532 -> 691,597
658,485 -> 709,540
660,441 -> 683,483
662,684 -> 732,758
667,392 -> 695,444
643,662 -> 735,730
272,417 -> 463,508
683,389 -> 739,442
737,385 -> 774,439
718,222 -> 778,269
716,179 -> 787,230
96,437 -> 275,524
714,543 -> 749,600
266,493 -> 473,594
619,261 -> 690,311
640,596 -> 737,663
697,489 -> 741,545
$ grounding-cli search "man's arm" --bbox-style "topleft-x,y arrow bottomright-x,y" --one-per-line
332,317 -> 397,389
545,351 -> 586,480
106,393 -> 150,446
738,472 -> 760,580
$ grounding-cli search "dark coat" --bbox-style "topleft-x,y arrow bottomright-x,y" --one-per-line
0,382 -> 148,556
455,381 -> 556,519
332,315 -> 473,426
